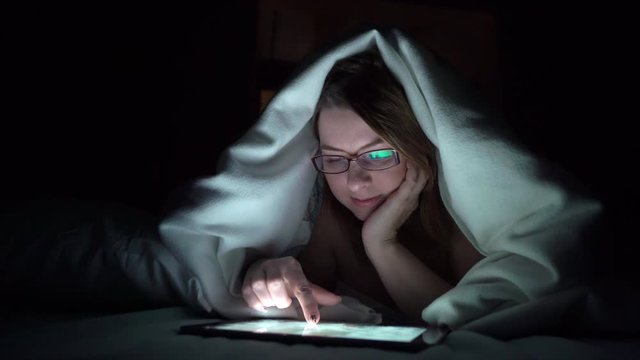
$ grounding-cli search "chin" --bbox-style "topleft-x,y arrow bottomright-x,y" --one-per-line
337,201 -> 367,221
349,207 -> 371,221
353,212 -> 367,221
339,199 -> 380,222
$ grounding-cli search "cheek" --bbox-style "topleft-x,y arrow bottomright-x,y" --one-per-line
377,163 -> 407,191
325,175 -> 346,197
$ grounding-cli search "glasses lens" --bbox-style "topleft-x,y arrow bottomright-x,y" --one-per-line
314,155 -> 348,173
357,149 -> 399,170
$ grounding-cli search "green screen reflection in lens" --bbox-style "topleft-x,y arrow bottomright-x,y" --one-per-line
368,150 -> 394,159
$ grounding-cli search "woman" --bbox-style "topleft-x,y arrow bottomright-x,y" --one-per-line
160,29 -> 600,333
241,52 -> 485,324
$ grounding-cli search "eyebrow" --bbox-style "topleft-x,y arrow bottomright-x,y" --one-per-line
320,138 -> 386,155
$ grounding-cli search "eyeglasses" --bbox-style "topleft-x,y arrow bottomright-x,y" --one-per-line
311,148 -> 400,174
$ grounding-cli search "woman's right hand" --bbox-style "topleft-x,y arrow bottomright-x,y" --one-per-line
242,256 -> 342,323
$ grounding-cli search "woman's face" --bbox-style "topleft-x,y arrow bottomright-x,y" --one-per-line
317,107 -> 407,221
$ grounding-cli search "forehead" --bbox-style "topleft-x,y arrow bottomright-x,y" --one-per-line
317,108 -> 382,147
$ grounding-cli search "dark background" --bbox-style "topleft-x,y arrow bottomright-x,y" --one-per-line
2,2 -> 637,283
2,2 -> 260,215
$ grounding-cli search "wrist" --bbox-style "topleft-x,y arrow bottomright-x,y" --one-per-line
363,235 -> 399,256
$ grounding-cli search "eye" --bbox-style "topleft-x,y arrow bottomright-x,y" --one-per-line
324,156 -> 343,163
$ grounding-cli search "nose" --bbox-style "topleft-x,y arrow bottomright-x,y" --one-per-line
346,161 -> 371,193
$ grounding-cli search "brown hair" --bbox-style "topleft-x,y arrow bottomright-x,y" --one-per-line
313,50 -> 455,245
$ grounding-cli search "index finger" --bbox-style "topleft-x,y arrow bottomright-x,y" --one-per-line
283,267 -> 319,324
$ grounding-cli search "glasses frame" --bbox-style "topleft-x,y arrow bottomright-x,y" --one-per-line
311,148 -> 401,174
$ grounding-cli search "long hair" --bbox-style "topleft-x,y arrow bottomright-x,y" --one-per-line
313,50 -> 455,245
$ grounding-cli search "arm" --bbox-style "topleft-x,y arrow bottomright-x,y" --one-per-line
366,224 -> 484,320
364,239 -> 452,321
361,161 -> 452,322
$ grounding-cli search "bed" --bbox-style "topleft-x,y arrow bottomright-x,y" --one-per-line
2,306 -> 639,360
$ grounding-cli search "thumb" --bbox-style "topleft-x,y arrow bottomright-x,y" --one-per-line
311,284 -> 342,306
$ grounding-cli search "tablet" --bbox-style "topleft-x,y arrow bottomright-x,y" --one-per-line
179,319 -> 428,352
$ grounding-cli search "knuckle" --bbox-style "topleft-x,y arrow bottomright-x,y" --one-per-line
419,174 -> 428,185
399,191 -> 412,203
266,279 -> 284,290
294,283 -> 312,296
260,258 -> 276,269
282,256 -> 299,267
281,257 -> 302,273
251,280 -> 266,292
241,289 -> 253,301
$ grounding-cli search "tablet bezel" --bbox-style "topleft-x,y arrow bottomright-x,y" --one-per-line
178,319 -> 428,352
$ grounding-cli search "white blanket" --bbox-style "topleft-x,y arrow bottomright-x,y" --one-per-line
158,29 -> 606,337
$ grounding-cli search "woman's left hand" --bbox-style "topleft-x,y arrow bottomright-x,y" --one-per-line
361,161 -> 428,249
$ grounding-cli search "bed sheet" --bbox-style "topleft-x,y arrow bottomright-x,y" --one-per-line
2,306 -> 638,360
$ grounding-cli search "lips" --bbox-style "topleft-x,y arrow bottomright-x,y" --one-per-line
351,195 -> 381,208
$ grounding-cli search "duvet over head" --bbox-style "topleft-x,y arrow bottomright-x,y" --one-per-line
158,29 -> 602,337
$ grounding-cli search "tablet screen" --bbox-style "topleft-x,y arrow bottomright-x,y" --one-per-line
205,319 -> 426,343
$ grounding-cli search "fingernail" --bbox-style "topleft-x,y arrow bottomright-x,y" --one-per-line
310,314 -> 318,323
